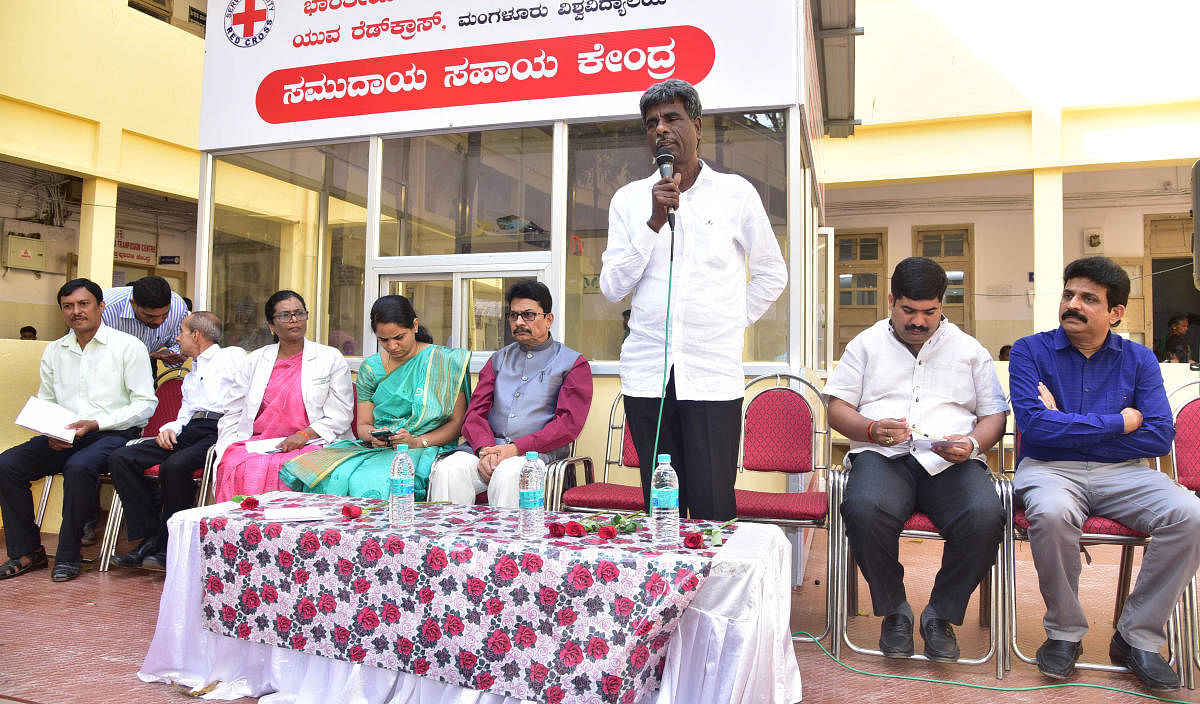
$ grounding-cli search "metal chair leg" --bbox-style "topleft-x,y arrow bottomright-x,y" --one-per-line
97,492 -> 124,572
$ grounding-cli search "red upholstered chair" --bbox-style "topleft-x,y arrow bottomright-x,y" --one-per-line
734,373 -> 835,642
558,394 -> 642,513
1164,380 -> 1200,687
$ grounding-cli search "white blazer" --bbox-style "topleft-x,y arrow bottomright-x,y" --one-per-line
215,339 -> 354,463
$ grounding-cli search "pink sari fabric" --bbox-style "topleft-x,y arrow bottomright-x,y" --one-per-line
215,354 -> 318,502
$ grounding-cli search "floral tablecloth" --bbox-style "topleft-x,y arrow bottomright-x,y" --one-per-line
198,493 -> 737,704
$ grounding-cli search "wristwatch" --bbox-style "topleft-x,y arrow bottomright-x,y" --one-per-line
419,437 -> 430,448
967,435 -> 980,458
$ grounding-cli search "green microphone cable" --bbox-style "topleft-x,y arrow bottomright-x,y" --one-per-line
650,234 -> 675,465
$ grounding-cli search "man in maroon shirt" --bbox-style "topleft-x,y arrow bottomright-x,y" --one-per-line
427,281 -> 592,506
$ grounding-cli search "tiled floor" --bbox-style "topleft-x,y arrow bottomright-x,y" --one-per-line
0,523 -> 1196,703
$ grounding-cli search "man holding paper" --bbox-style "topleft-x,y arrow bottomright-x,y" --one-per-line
823,257 -> 1007,663
107,312 -> 245,569
0,278 -> 156,582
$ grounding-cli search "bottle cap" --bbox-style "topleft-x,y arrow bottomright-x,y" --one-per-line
657,454 -> 671,463
525,451 -> 538,459
396,444 -> 409,451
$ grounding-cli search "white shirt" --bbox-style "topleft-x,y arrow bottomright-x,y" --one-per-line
601,162 -> 787,400
822,318 -> 1008,475
102,286 -> 189,357
161,344 -> 249,435
38,324 -> 157,432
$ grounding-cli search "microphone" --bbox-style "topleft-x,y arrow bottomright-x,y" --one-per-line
655,147 -> 676,230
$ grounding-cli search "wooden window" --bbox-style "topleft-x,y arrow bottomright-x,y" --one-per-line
913,225 -> 974,335
834,230 -> 887,357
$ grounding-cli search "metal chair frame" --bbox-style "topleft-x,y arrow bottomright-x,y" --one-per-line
556,393 -> 635,515
1161,379 -> 1200,689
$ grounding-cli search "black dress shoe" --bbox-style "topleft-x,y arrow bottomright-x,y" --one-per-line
1036,638 -> 1082,679
142,551 -> 167,571
51,560 -> 81,582
919,617 -> 960,662
1110,631 -> 1180,692
879,613 -> 914,658
113,537 -> 161,568
80,522 -> 98,547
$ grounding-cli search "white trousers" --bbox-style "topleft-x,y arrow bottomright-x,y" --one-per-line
426,451 -> 523,508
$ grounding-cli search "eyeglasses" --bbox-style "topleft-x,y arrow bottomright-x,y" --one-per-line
272,311 -> 309,323
506,311 -> 546,322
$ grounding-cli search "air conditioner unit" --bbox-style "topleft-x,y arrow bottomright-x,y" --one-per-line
129,0 -> 171,20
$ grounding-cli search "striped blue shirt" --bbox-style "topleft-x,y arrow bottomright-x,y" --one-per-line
101,286 -> 189,358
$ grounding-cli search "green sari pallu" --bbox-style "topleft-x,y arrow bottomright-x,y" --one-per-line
279,345 -> 471,500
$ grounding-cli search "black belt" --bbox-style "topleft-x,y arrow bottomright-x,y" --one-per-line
191,411 -> 224,421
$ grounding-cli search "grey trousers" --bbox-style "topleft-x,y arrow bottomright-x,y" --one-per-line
1014,458 -> 1200,651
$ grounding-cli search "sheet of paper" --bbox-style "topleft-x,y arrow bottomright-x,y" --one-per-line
262,506 -> 333,522
244,436 -> 326,454
14,396 -> 78,444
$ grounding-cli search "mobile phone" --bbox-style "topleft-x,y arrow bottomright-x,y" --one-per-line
370,429 -> 393,440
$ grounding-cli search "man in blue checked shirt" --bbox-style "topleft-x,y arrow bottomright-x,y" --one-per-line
1010,256 -> 1200,692
103,276 -> 189,369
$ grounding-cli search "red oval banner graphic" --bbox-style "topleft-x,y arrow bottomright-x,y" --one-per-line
256,25 -> 715,124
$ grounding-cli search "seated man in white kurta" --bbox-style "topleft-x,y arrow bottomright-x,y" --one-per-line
427,281 -> 592,507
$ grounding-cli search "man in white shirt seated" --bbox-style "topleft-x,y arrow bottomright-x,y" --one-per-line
107,312 -> 246,569
823,257 -> 1008,663
0,278 -> 157,582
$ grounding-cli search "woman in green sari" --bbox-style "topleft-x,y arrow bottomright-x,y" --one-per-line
279,295 -> 471,499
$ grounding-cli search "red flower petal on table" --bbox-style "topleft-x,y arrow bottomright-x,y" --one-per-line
400,567 -> 419,586
426,546 -> 448,572
597,560 -> 620,582
294,568 -> 310,584
291,633 -> 306,650
520,552 -> 543,572
538,586 -> 558,606
614,596 -> 634,617
348,645 -> 366,662
210,517 -> 227,531
493,555 -> 519,581
475,671 -> 494,690
683,532 -> 704,549
413,657 -> 430,674
236,623 -> 251,639
564,521 -> 586,537
444,614 -> 464,636
274,614 -> 292,633
381,602 -> 401,624
529,662 -> 548,682
485,597 -> 504,615
465,576 -> 485,596
450,545 -> 473,562
341,504 -> 362,518
222,542 -> 238,560
206,575 -> 224,594
418,587 -> 434,604
264,522 -> 282,538
546,685 -> 565,704
240,496 -> 259,509
298,531 -> 320,554
358,538 -> 382,563
597,525 -> 618,539
567,564 -> 593,590
384,535 -> 405,554
556,607 -> 578,626
353,577 -> 371,594
333,625 -> 350,644
547,522 -> 566,538
515,625 -> 538,649
394,636 -> 413,656
276,550 -> 294,569
318,592 -> 338,613
357,606 -> 380,632
630,643 -> 650,669
458,649 -> 477,671
321,528 -> 342,547
487,628 -> 511,655
602,674 -> 622,695
335,558 -> 354,576
296,597 -> 317,621
242,524 -> 262,546
644,573 -> 668,598
261,584 -> 278,603
586,635 -> 609,659
221,605 -> 236,622
558,640 -> 583,667
237,559 -> 252,576
199,518 -> 208,538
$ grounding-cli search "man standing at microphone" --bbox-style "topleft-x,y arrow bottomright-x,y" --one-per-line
600,79 -> 787,521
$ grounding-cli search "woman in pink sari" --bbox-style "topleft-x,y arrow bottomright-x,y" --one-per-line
213,290 -> 354,501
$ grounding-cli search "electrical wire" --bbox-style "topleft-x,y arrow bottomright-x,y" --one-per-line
792,630 -> 1196,703
650,233 -> 675,465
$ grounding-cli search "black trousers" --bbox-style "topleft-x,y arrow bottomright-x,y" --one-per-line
624,370 -> 743,521
107,419 -> 217,547
0,428 -> 140,563
839,451 -> 1004,624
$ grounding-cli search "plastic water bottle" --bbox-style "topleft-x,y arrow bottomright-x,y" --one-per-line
389,445 -> 415,527
518,451 -> 546,539
651,454 -> 680,547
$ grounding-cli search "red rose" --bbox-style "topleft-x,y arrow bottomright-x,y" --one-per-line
261,584 -> 278,603
236,623 -> 251,639
413,658 -> 430,675
547,522 -> 566,538
237,559 -> 252,576
426,547 -> 448,572
357,606 -> 380,632
400,567 -> 419,586
275,614 -> 292,633
458,650 -> 477,671
199,518 -> 208,538
240,496 -> 259,509
264,522 -> 282,538
475,672 -> 494,690
241,587 -> 260,610
602,675 -> 622,695
520,552 -> 543,572
556,608 -> 577,626
493,555 -> 519,581
294,568 -> 310,584
675,568 -> 699,592
450,546 -> 473,562
632,618 -> 653,637
359,538 -> 383,563
384,535 -> 405,554
276,550 -> 294,569
418,587 -> 434,604
597,525 -> 618,539
558,641 -> 583,668
644,573 -> 668,598
546,686 -> 565,704
586,635 -> 609,659
538,586 -> 558,606
487,628 -> 511,655
291,633 -> 307,650
529,662 -> 548,682
420,617 -> 442,643
321,528 -> 341,547
485,597 -> 503,615
242,524 -> 262,546
222,542 -> 238,560
318,592 -> 337,613
299,531 -> 320,554
296,597 -> 317,621
381,602 -> 401,624
466,577 -> 486,596
568,564 -> 593,590
206,575 -> 224,594
564,521 -> 586,537
334,558 -> 354,577
515,625 -> 537,649
630,644 -> 650,669
341,504 -> 362,518
221,605 -> 236,622
394,636 -> 414,656
614,596 -> 634,617
333,625 -> 350,644
211,517 -> 227,531
683,531 -> 704,549
444,614 -> 464,636
348,645 -> 366,662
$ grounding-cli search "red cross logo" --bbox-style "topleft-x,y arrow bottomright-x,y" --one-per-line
232,0 -> 267,38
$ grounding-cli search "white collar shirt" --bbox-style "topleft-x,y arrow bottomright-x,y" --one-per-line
600,162 -> 787,401
38,324 -> 157,432
822,318 -> 1008,475
162,344 -> 249,435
